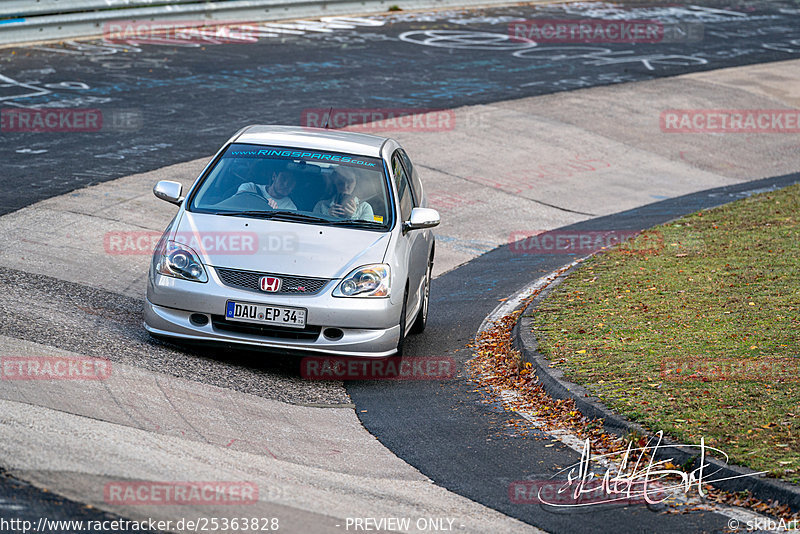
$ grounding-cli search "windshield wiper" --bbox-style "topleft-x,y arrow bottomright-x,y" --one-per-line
330,219 -> 386,229
213,210 -> 385,228
263,211 -> 334,224
214,210 -> 332,224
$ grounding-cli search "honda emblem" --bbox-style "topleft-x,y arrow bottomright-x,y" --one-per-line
259,276 -> 282,292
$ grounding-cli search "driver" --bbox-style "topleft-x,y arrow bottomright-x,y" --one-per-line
236,170 -> 298,210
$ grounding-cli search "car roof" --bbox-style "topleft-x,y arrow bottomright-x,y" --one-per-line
234,125 -> 388,158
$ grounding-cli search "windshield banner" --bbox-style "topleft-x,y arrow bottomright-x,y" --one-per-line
226,144 -> 380,169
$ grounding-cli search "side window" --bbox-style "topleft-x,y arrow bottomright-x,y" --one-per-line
392,152 -> 413,221
399,149 -> 423,204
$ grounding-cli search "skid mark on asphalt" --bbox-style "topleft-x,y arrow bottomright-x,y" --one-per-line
2,2 -> 800,218
27,17 -> 386,58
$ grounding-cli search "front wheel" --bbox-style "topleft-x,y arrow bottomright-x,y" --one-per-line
410,258 -> 431,334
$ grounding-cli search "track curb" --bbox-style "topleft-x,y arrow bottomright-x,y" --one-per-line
512,249 -> 800,514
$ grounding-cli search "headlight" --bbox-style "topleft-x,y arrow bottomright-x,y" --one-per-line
333,264 -> 390,297
154,240 -> 208,283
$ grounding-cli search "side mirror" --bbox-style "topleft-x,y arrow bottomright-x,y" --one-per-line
153,180 -> 183,206
403,207 -> 440,232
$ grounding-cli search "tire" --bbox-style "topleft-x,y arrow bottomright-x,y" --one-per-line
410,258 -> 432,335
396,286 -> 408,357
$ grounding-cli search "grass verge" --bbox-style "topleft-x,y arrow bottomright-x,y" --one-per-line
530,183 -> 800,483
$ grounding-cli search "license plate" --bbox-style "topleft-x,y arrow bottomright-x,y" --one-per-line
225,301 -> 306,328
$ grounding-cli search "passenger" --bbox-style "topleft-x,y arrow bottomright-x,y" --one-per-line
237,170 -> 297,210
313,167 -> 374,221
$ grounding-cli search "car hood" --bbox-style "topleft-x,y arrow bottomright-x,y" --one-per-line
172,212 -> 391,279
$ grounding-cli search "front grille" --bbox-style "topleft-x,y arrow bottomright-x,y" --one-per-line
211,315 -> 321,341
215,267 -> 331,295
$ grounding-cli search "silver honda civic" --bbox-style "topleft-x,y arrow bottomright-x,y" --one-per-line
144,125 -> 439,357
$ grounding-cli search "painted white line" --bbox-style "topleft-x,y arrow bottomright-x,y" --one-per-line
478,258 -> 582,334
0,497 -> 25,511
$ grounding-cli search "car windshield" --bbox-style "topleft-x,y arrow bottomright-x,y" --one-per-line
189,143 -> 392,229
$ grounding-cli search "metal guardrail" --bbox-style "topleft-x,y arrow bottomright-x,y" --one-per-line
0,0 -> 520,46
0,0 -> 199,18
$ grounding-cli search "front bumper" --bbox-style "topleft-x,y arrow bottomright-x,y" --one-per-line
144,271 -> 401,357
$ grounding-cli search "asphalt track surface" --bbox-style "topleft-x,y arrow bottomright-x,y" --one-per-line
2,0 -> 800,215
2,1 -> 800,532
351,172 -> 800,533
0,469 -> 157,534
